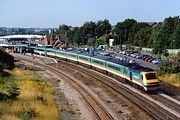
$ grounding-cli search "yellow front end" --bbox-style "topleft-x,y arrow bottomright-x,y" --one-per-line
142,72 -> 160,91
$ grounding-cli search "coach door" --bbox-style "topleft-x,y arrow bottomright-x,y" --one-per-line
130,72 -> 132,81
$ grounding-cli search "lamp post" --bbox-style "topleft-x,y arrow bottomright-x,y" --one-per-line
95,36 -> 99,48
173,40 -> 175,49
171,40 -> 175,49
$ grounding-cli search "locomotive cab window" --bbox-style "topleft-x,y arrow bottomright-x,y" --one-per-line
145,73 -> 157,80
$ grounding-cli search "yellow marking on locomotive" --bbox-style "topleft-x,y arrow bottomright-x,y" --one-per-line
78,59 -> 90,65
47,53 -> 55,56
106,68 -> 123,76
91,63 -> 106,70
35,51 -> 44,55
146,79 -> 159,84
67,56 -> 78,62
56,54 -> 67,59
107,68 -> 143,87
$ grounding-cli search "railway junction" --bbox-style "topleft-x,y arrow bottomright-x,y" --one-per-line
12,52 -> 180,120
1,34 -> 179,119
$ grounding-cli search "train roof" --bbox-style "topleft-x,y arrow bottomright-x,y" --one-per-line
69,51 -> 154,72
34,48 -> 154,72
77,52 -> 153,72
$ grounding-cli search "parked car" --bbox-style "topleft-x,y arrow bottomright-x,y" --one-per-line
136,54 -> 142,59
130,53 -> 136,58
142,55 -> 150,60
148,57 -> 155,62
103,52 -> 111,56
121,50 -> 127,55
125,58 -> 130,62
126,51 -> 133,56
110,53 -> 116,58
119,56 -> 128,62
115,55 -> 120,59
152,59 -> 161,64
119,50 -> 125,54
145,56 -> 153,62
129,59 -> 136,64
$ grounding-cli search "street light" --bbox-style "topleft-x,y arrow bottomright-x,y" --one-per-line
171,40 -> 175,49
95,36 -> 99,48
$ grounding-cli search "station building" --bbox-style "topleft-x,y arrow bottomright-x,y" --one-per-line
0,35 -> 47,53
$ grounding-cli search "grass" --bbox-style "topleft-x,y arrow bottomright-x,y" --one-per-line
0,69 -> 59,120
159,73 -> 180,88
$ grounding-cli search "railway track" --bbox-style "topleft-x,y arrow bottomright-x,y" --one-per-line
55,59 -> 180,120
150,93 -> 180,116
14,54 -> 180,120
13,55 -> 116,120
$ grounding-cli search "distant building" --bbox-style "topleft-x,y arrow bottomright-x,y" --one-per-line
0,35 -> 45,44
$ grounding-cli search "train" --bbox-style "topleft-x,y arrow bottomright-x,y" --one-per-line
34,47 -> 160,91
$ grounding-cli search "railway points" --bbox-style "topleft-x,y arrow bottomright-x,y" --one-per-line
12,53 -> 180,120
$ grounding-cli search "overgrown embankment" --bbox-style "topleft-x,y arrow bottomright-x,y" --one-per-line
157,56 -> 180,93
0,69 -> 59,120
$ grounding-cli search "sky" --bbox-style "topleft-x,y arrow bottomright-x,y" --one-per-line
1,0 -> 180,28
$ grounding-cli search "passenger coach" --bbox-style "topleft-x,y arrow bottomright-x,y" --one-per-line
34,47 -> 160,91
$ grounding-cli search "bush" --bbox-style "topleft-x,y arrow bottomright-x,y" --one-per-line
157,56 -> 180,75
0,76 -> 20,100
0,49 -> 14,69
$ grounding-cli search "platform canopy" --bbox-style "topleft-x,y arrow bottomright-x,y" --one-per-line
0,35 -> 45,39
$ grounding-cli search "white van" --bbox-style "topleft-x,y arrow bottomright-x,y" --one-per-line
97,45 -> 108,49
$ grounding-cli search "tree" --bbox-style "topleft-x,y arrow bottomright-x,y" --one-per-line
98,34 -> 109,45
128,22 -> 150,45
73,27 -> 83,46
149,23 -> 166,54
148,16 -> 180,54
81,21 -> 96,44
68,27 -> 79,45
134,27 -> 152,47
114,19 -> 137,44
94,19 -> 111,38
170,25 -> 180,49
161,16 -> 178,49
59,24 -> 69,33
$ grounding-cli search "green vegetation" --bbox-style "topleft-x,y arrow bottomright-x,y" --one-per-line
157,56 -> 180,87
59,19 -> 112,46
56,16 -> 180,55
0,69 -> 59,120
0,49 -> 14,69
157,58 -> 180,75
0,49 -> 59,119
0,71 -> 20,100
